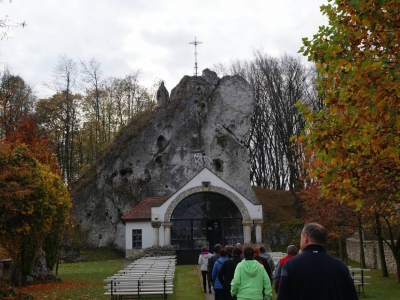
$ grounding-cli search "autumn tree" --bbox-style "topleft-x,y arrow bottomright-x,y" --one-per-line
297,146 -> 359,260
44,55 -> 80,184
7,114 -> 59,173
37,56 -> 156,184
0,68 -> 36,138
0,116 -> 71,285
7,115 -> 68,272
299,0 -> 400,279
35,92 -> 82,184
80,58 -> 105,159
0,145 -> 70,286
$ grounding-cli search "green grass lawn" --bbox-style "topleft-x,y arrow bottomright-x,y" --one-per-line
17,248 -> 204,300
16,249 -> 399,299
346,260 -> 400,300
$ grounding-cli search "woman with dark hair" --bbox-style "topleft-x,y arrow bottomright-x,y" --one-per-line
231,246 -> 272,300
212,248 -> 228,300
218,247 -> 242,300
198,246 -> 212,293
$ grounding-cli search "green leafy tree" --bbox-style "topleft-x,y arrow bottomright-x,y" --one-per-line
299,0 -> 400,279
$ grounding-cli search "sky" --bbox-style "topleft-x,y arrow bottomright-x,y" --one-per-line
1,0 -> 328,98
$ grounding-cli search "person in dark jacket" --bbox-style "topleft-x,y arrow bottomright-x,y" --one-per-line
259,246 -> 275,273
218,247 -> 242,300
254,248 -> 272,281
208,243 -> 222,291
277,222 -> 359,300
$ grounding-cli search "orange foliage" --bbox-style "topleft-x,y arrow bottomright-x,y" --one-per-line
297,146 -> 358,239
5,114 -> 60,174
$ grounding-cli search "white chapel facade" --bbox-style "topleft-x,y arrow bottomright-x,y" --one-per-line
122,168 -> 263,253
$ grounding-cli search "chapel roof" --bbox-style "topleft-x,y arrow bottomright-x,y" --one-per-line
121,196 -> 169,222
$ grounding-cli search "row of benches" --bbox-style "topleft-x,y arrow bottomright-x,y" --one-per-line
349,267 -> 370,298
266,251 -> 286,266
104,256 -> 177,299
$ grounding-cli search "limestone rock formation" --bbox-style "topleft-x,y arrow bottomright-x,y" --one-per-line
72,69 -> 259,249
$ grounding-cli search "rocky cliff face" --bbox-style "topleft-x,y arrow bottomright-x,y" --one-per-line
72,69 -> 258,249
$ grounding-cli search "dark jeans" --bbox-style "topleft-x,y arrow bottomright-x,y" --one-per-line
201,270 -> 211,292
214,288 -> 226,300
225,289 -> 236,300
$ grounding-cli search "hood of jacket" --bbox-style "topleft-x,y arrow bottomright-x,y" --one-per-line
232,256 -> 242,264
241,259 -> 262,277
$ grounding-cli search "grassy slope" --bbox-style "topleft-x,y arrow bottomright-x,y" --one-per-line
253,186 -> 297,223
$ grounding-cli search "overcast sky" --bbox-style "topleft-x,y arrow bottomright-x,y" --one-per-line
1,0 -> 328,98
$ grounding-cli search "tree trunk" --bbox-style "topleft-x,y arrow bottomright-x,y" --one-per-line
55,252 -> 60,276
358,217 -> 366,268
21,270 -> 28,287
395,255 -> 400,283
338,226 -> 344,261
375,213 -> 389,277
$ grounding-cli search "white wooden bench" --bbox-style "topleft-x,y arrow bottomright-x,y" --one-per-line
106,274 -> 175,281
349,268 -> 370,298
104,256 -> 176,299
266,252 -> 286,267
104,278 -> 173,299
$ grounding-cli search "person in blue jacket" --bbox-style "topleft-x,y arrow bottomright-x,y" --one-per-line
212,248 -> 229,300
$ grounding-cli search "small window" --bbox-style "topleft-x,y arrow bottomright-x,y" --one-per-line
157,135 -> 166,149
213,159 -> 223,172
132,229 -> 142,249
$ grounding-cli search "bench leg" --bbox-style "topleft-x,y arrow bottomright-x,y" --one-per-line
357,284 -> 365,298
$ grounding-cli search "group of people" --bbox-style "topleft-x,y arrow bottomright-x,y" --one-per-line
199,222 -> 359,300
199,242 -> 272,300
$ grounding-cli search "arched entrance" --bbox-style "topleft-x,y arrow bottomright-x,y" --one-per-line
170,192 -> 243,252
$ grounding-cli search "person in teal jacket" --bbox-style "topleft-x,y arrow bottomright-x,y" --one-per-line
231,246 -> 272,300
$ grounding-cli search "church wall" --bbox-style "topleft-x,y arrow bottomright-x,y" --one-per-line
125,221 -> 154,249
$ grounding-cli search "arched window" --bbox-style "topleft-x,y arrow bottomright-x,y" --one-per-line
171,192 -> 243,251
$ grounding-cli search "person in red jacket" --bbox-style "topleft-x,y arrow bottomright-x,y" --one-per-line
254,248 -> 272,281
274,244 -> 298,293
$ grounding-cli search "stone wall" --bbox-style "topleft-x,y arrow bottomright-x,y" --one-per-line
346,238 -> 397,274
263,223 -> 302,248
125,245 -> 176,260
